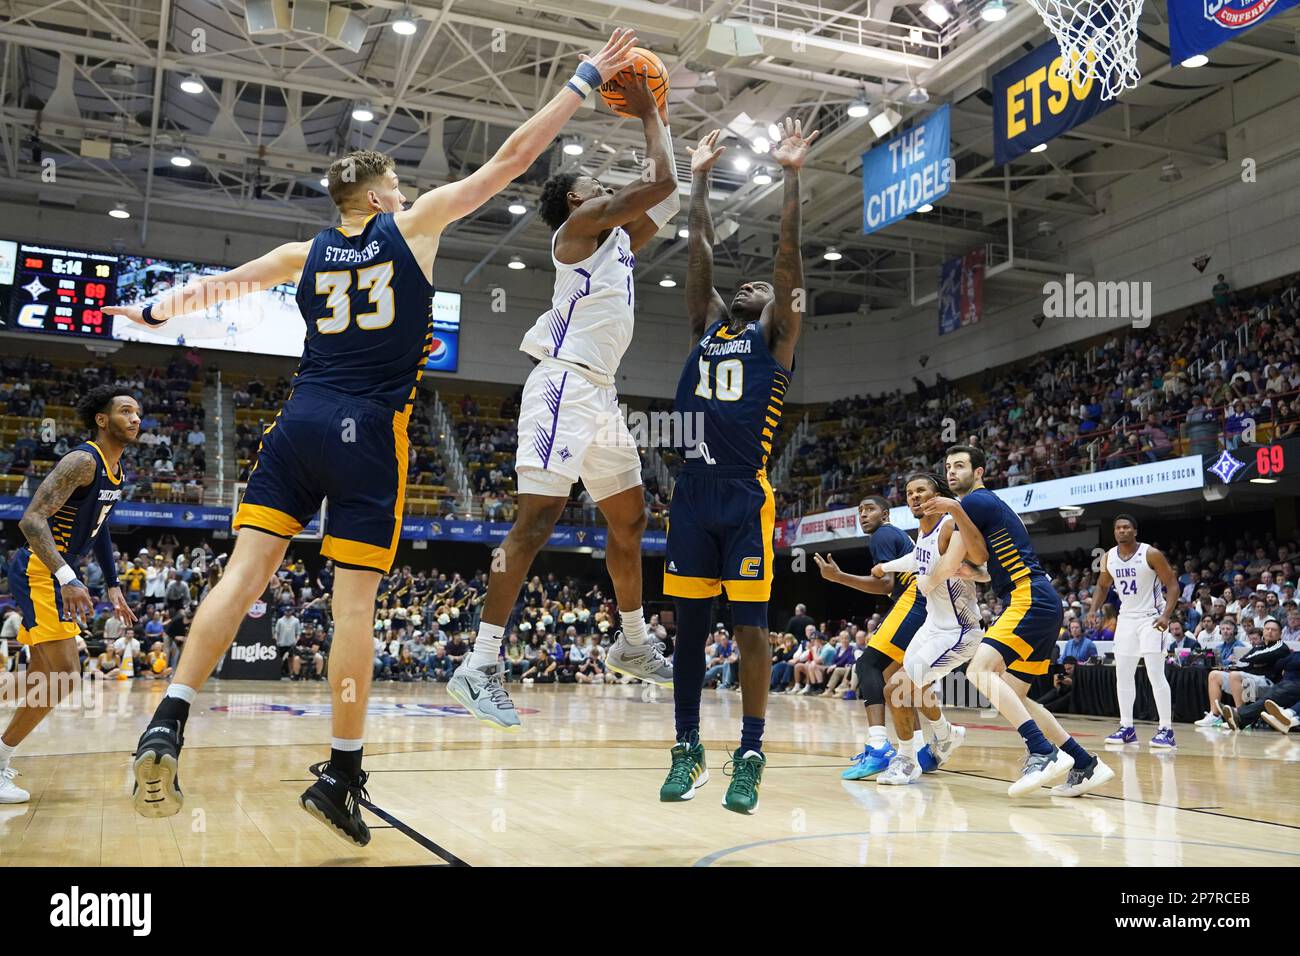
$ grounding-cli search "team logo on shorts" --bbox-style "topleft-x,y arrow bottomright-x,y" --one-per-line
1204,0 -> 1281,27
739,556 -> 761,578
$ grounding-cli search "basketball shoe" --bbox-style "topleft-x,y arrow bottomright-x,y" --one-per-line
1007,746 -> 1073,797
448,660 -> 521,732
605,632 -> 674,686
842,742 -> 895,780
1050,755 -> 1115,797
660,730 -> 709,801
131,720 -> 184,817
722,749 -> 765,814
877,753 -> 922,786
300,761 -> 371,847
0,768 -> 29,804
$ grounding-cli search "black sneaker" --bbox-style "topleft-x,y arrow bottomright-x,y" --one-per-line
132,720 -> 184,818
299,762 -> 372,847
1220,705 -> 1241,732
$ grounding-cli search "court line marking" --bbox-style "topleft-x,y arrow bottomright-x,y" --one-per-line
691,830 -> 1300,867
358,799 -> 470,867
939,768 -> 1300,831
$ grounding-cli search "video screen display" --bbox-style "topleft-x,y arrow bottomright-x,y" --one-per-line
10,243 -> 118,338
113,256 -> 303,356
428,290 -> 461,373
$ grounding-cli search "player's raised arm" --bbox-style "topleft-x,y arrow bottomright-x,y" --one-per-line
764,117 -> 819,371
104,241 -> 311,326
684,129 -> 728,342
562,68 -> 678,249
17,451 -> 97,622
403,29 -> 638,234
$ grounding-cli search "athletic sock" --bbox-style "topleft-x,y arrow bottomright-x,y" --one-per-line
673,598 -> 711,741
1062,737 -> 1092,770
922,712 -> 952,742
468,622 -> 505,669
621,607 -> 648,645
911,730 -> 926,756
740,715 -> 765,755
868,725 -> 889,750
153,683 -> 196,728
329,738 -> 363,780
0,739 -> 15,772
1017,719 -> 1054,756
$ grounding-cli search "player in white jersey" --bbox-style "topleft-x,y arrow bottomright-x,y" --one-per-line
870,474 -> 988,785
451,69 -> 681,729
1087,514 -> 1180,749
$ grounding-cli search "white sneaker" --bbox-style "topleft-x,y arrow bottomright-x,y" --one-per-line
1051,757 -> 1115,797
1193,711 -> 1221,727
876,753 -> 922,786
929,725 -> 967,767
0,767 -> 30,804
1008,747 -> 1074,797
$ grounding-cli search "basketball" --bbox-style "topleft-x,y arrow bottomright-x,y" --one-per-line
598,47 -> 669,117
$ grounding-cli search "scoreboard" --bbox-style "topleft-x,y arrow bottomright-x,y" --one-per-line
11,243 -> 118,338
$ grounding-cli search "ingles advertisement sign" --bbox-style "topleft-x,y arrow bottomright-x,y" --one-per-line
1170,0 -> 1300,63
992,39 -> 1112,166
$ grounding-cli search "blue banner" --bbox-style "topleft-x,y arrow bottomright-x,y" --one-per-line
1170,0 -> 1300,62
992,39 -> 1112,166
938,256 -> 962,336
0,498 -> 666,554
861,104 -> 950,235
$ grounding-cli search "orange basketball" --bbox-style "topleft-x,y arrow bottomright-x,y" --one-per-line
598,47 -> 669,118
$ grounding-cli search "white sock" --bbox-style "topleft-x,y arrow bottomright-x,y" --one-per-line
0,739 -> 15,772
1116,654 -> 1139,727
331,737 -> 363,751
912,730 -> 926,755
1144,651 -> 1173,728
898,730 -> 923,759
923,712 -> 952,742
868,725 -> 889,749
468,622 -> 505,668
621,608 -> 648,645
165,683 -> 197,704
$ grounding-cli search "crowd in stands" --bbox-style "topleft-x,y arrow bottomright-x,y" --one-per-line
0,354 -> 207,500
781,272 -> 1300,517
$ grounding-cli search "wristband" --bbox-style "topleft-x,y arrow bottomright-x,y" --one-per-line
55,565 -> 78,587
142,303 -> 167,327
566,61 -> 604,99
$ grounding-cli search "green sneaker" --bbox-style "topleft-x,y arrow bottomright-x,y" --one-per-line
660,731 -> 709,802
721,748 -> 765,815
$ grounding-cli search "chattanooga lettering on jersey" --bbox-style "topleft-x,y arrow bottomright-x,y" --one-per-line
703,338 -> 753,357
322,240 -> 382,264
98,489 -> 121,502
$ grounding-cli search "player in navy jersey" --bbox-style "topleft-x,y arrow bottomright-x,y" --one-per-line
658,119 -> 817,815
925,444 -> 1112,798
0,386 -> 139,804
815,493 -> 949,781
104,29 -> 642,845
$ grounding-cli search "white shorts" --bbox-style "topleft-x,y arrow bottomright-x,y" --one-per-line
515,361 -> 642,501
1212,670 -> 1271,703
903,619 -> 984,689
1114,615 -> 1164,657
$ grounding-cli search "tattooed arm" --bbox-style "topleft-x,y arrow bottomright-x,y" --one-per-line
18,450 -> 97,623
684,129 -> 729,346
764,117 -> 818,372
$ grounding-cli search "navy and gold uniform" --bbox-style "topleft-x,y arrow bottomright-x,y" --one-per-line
960,487 -> 1061,676
663,319 -> 790,620
233,213 -> 434,573
864,523 -> 928,664
8,441 -> 122,645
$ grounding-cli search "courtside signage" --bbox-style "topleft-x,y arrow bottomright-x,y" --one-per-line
1170,0 -> 1300,63
861,105 -> 951,235
785,456 -> 1204,545
992,39 -> 1111,166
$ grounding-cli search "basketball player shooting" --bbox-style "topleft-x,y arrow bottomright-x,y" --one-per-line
658,119 -> 817,815
103,28 -> 642,847
449,64 -> 682,730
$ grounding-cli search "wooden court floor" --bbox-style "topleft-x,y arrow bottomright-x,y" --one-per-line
0,678 -> 1296,867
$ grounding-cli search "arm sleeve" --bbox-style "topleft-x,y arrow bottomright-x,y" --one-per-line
94,530 -> 118,588
880,552 -> 919,574
643,128 -> 681,227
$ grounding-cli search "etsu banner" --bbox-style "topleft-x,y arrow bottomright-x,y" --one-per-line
938,248 -> 985,335
861,104 -> 951,235
1171,0 -> 1300,62
993,39 -> 1111,166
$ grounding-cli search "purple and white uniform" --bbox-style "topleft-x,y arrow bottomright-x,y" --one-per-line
515,227 -> 642,500
1107,543 -> 1165,656
896,514 -> 985,688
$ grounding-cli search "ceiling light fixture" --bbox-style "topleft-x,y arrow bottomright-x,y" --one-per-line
823,246 -> 842,261
1181,54 -> 1209,68
1030,142 -> 1048,153
562,137 -> 584,156
659,275 -> 677,288
920,0 -> 951,25
507,256 -> 527,270
507,197 -> 527,215
981,0 -> 1008,22
391,5 -> 418,35
752,167 -> 772,185
847,95 -> 870,118
917,203 -> 934,213
108,202 -> 130,219
179,74 -> 204,95
352,102 -> 374,122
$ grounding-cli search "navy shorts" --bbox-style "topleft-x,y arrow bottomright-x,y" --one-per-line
984,576 -> 1063,677
234,384 -> 409,573
664,470 -> 775,622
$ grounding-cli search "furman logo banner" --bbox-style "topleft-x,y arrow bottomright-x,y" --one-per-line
1171,0 -> 1300,62
992,39 -> 1111,166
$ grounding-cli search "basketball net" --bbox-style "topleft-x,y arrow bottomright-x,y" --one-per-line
1027,0 -> 1143,101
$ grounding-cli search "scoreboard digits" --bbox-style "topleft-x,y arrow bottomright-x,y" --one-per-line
12,244 -> 118,338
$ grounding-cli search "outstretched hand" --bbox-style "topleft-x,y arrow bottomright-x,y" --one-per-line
580,28 -> 640,84
687,128 -> 727,175
772,116 -> 820,169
